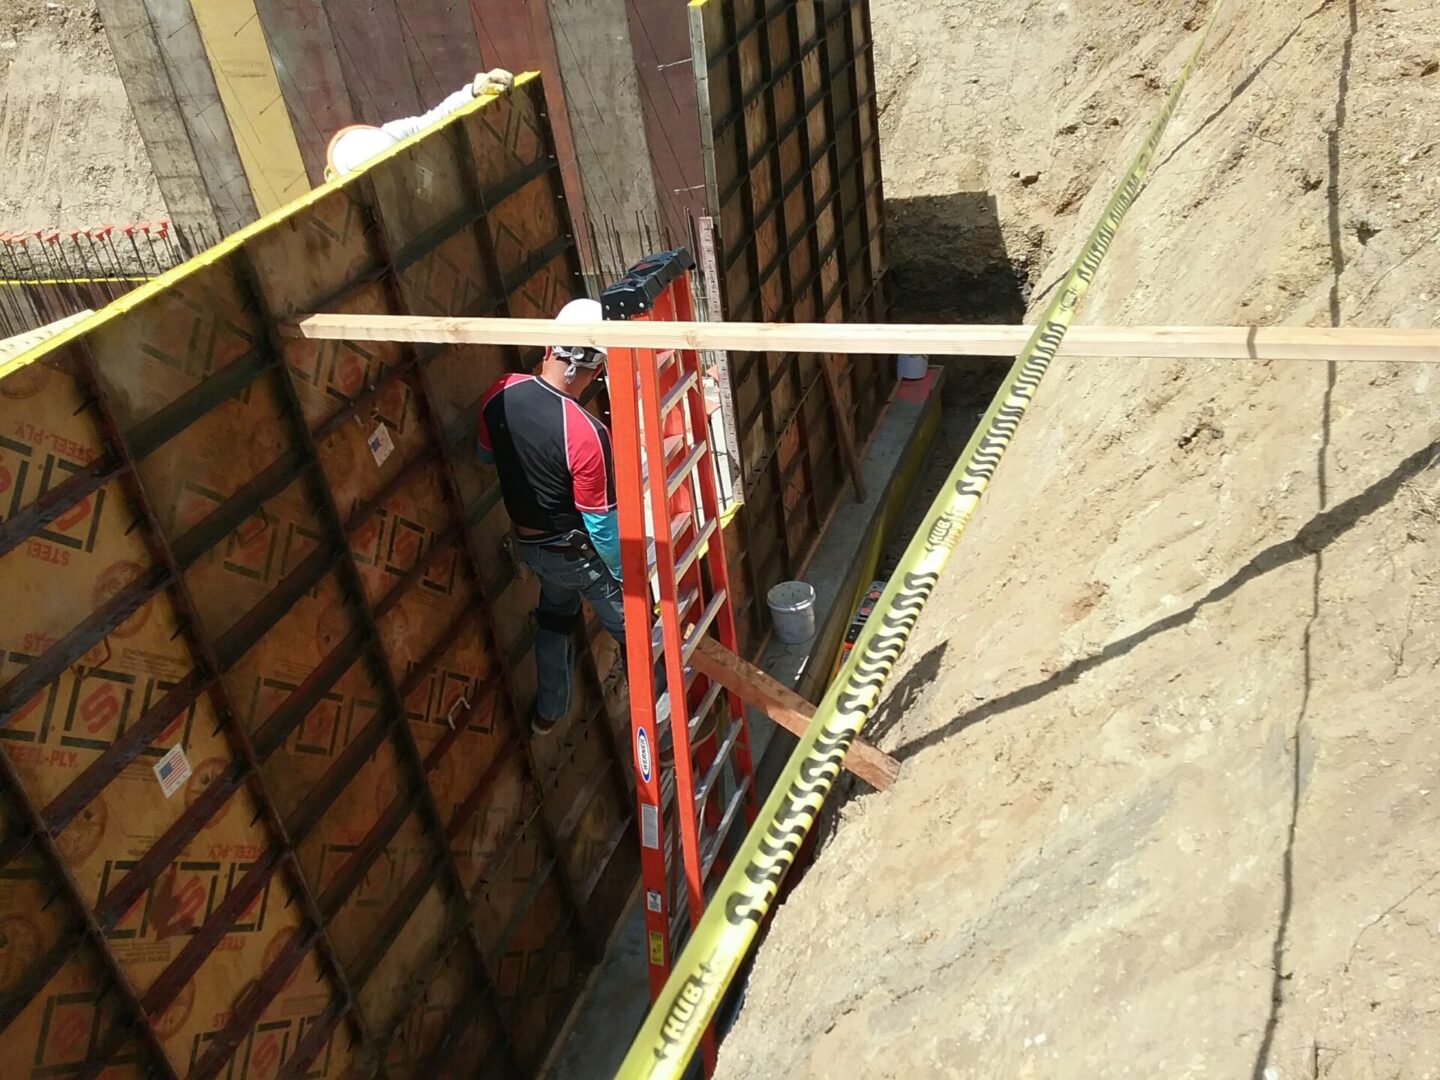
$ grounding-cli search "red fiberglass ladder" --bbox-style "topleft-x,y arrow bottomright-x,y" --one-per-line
602,251 -> 758,1070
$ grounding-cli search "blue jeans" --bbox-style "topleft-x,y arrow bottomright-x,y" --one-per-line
521,542 -> 669,725
522,543 -> 627,723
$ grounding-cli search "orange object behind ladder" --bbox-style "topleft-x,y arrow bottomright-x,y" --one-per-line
602,251 -> 758,1072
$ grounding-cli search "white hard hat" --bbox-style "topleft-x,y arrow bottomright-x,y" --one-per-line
326,125 -> 399,180
553,297 -> 607,363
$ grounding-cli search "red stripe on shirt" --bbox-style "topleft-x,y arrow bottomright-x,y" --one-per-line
563,399 -> 615,513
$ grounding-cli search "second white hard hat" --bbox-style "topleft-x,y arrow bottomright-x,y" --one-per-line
326,125 -> 400,180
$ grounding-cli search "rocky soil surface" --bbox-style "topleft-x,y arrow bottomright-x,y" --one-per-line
720,1 -> 1440,1076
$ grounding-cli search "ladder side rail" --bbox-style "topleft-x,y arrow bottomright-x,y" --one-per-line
657,279 -> 732,867
606,335 -> 675,1001
636,307 -> 710,929
672,272 -> 759,826
656,280 -> 717,760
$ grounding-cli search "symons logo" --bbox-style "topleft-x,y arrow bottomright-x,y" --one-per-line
636,727 -> 653,783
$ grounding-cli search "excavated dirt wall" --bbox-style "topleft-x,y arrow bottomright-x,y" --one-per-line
719,1 -> 1440,1076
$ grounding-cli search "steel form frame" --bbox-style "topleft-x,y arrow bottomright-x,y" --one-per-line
0,83 -> 628,1078
690,0 -> 892,647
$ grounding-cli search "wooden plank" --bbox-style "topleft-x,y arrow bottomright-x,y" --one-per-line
546,0 -> 663,276
691,637 -> 899,792
622,0 -> 705,245
466,0 -> 593,271
325,0 -> 423,126
282,314 -> 1440,363
393,0 -> 484,107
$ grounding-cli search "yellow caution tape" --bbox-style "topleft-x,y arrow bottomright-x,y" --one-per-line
616,4 -> 1230,1075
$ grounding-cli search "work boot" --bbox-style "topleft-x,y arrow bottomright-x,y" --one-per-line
530,705 -> 560,737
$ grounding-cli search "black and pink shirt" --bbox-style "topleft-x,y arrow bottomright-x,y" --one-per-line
476,374 -> 616,543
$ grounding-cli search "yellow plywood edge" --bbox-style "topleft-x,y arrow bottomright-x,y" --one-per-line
0,73 -> 539,382
190,0 -> 309,214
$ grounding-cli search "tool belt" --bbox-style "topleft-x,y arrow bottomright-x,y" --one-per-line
516,528 -> 596,559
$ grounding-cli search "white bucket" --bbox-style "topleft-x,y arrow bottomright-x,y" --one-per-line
767,580 -> 817,644
897,354 -> 927,380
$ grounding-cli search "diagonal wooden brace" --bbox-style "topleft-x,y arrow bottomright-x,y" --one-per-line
692,637 -> 899,792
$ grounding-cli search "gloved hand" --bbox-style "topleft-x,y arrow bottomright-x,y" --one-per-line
473,69 -> 516,97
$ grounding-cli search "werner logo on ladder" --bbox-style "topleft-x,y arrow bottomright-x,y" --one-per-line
603,251 -> 759,1074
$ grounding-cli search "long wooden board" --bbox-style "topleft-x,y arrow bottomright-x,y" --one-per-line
283,314 -> 1440,363
691,637 -> 898,791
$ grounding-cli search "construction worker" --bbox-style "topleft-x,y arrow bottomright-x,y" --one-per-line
325,69 -> 515,180
476,299 -> 668,736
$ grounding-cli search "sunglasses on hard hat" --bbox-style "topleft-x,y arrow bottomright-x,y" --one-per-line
554,345 -> 606,368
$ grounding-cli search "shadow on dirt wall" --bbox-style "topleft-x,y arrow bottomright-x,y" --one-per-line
885,191 -> 1028,325
885,190 -> 1026,405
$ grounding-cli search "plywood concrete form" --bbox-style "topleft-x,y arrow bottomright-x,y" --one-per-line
0,82 -> 636,1078
692,0 -> 893,650
251,0 -> 592,271
190,0 -> 312,214
622,0 -> 707,247
96,0 -> 258,237
466,0 -> 592,267
251,0 -> 358,185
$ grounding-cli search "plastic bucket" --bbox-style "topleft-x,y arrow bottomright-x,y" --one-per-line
767,580 -> 817,644
897,354 -> 927,380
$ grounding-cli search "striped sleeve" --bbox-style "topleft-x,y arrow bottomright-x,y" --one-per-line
564,403 -> 616,513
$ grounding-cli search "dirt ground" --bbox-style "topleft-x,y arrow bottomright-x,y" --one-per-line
0,0 -> 164,231
720,1 -> 1440,1077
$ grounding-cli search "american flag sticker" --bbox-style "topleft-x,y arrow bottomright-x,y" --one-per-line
367,422 -> 395,467
153,744 -> 192,799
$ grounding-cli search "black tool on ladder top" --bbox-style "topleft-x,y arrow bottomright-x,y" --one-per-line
600,248 -> 697,318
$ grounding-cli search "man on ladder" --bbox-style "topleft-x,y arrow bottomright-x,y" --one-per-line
476,298 -> 669,735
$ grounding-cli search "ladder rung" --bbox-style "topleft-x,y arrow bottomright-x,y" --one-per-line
687,679 -> 724,741
674,517 -> 718,581
644,512 -> 696,578
639,434 -> 686,488
650,588 -> 701,659
701,776 -> 753,882
680,589 -> 727,664
659,369 -> 699,418
692,715 -> 744,810
657,348 -> 678,372
656,665 -> 703,743
669,509 -> 694,545
665,443 -> 707,498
